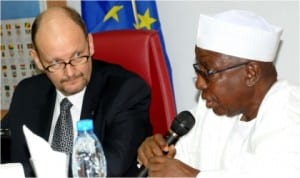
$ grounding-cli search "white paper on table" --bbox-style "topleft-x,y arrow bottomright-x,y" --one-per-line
0,163 -> 25,178
22,125 -> 68,178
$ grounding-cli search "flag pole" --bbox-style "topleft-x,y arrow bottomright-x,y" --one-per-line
131,0 -> 139,28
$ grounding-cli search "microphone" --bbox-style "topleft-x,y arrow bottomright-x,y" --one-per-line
137,111 -> 196,177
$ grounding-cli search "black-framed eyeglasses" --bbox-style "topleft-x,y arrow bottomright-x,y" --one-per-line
193,61 -> 250,79
44,55 -> 90,72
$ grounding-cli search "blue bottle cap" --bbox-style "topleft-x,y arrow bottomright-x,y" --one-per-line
77,119 -> 93,131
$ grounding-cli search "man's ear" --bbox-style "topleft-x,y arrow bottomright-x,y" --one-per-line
245,62 -> 260,87
30,49 -> 45,72
87,34 -> 95,56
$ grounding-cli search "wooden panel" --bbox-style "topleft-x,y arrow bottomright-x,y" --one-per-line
47,0 -> 66,8
1,1 -> 67,121
1,110 -> 8,120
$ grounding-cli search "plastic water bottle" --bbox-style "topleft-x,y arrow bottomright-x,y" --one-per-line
72,119 -> 107,178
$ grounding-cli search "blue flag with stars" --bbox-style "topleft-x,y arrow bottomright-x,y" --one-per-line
81,0 -> 173,84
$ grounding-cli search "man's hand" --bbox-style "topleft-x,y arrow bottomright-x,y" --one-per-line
137,134 -> 200,177
137,134 -> 170,167
147,148 -> 200,177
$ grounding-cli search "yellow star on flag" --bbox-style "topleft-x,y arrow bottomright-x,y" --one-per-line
135,8 -> 157,30
103,5 -> 123,22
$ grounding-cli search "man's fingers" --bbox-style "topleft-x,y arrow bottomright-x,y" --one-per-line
166,145 -> 176,158
152,134 -> 169,151
137,134 -> 167,167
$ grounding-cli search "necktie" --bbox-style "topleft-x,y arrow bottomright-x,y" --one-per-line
51,98 -> 73,153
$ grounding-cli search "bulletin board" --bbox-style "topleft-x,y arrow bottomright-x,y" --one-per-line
1,1 -> 42,110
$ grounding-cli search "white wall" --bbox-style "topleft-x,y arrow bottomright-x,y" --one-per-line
68,1 -> 300,113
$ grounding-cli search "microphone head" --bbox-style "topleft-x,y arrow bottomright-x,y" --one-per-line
170,111 -> 195,136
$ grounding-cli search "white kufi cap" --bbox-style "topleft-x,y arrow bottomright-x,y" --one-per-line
196,10 -> 283,62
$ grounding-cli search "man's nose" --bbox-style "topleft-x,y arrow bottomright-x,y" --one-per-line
195,75 -> 208,90
64,63 -> 76,76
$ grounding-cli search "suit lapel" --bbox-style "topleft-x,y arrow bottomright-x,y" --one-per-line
38,86 -> 56,141
81,60 -> 105,119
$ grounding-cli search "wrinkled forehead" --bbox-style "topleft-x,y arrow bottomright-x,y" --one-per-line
195,46 -> 245,66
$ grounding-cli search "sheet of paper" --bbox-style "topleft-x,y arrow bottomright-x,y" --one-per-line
23,125 -> 68,178
0,163 -> 25,178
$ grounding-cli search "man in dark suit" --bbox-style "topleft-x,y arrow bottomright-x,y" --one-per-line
1,6 -> 152,177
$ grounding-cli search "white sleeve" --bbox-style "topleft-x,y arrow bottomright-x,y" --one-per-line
174,106 -> 200,168
198,112 -> 300,178
174,98 -> 207,170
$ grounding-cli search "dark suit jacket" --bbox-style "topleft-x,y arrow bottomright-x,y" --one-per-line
1,59 -> 152,177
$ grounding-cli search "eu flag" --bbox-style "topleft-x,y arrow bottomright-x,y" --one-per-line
81,0 -> 173,84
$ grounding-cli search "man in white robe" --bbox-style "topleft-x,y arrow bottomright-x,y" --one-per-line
137,9 -> 300,178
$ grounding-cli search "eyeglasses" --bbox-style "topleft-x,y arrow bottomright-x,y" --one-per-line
193,62 -> 249,80
44,55 -> 90,73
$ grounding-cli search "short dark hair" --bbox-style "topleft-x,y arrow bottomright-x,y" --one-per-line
31,6 -> 88,49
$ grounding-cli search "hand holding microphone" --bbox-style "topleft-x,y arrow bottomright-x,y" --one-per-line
137,111 -> 195,177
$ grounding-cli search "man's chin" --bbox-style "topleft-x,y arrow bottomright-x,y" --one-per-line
61,86 -> 85,96
61,79 -> 88,95
212,107 -> 227,116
